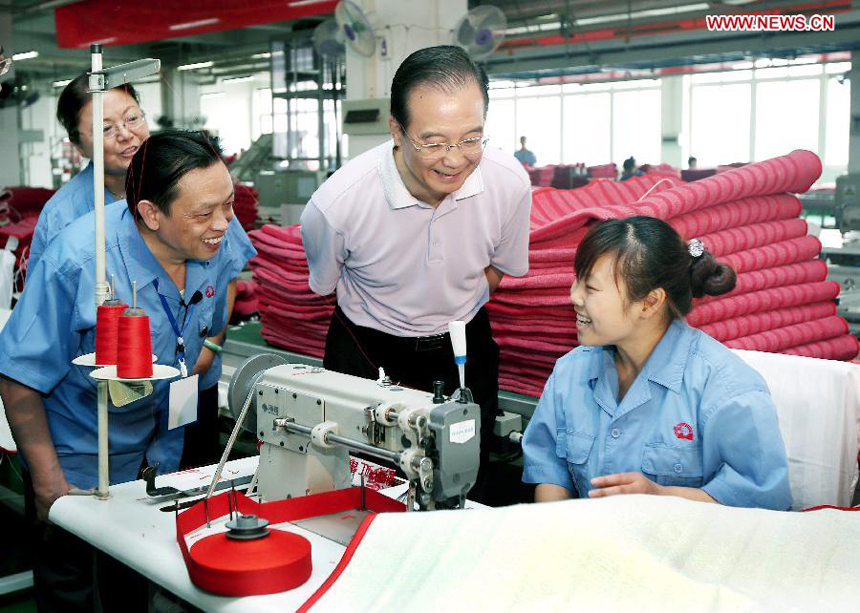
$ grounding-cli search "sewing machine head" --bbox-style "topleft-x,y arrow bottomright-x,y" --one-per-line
228,355 -> 481,511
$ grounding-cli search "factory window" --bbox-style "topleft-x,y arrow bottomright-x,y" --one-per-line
517,95 -> 562,164
613,88 -> 661,166
563,92 -> 611,165
825,76 -> 850,167
690,83 -> 751,167
754,78 -> 819,161
485,98 -> 516,156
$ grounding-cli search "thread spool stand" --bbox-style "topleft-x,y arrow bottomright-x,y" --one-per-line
78,47 -> 161,500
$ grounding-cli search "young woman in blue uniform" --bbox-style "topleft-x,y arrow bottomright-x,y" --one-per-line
522,216 -> 792,511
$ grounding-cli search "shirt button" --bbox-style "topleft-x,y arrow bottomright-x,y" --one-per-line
674,463 -> 683,473
610,428 -> 621,439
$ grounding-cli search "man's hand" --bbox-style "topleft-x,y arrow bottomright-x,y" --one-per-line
33,471 -> 71,522
588,472 -> 662,498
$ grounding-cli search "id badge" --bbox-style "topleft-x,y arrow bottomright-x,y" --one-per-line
169,373 -> 199,430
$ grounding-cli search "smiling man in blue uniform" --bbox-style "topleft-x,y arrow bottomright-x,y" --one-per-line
0,130 -> 256,612
522,217 -> 792,510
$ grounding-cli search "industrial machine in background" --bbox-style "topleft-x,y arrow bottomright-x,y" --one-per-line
823,173 -> 860,338
228,355 -> 481,511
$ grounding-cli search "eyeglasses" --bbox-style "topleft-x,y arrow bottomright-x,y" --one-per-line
99,109 -> 147,140
400,126 -> 489,160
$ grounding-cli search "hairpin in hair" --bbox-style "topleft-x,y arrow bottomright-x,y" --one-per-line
688,238 -> 704,258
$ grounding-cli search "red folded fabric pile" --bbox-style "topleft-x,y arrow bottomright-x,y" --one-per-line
247,224 -> 333,358
587,164 -> 618,179
489,149 -> 858,398
0,187 -> 54,276
528,166 -> 556,187
232,278 -> 258,319
233,182 -> 259,231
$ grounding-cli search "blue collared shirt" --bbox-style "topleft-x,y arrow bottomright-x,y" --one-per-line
29,162 -> 117,272
197,219 -> 256,391
0,201 -> 256,488
522,320 -> 793,511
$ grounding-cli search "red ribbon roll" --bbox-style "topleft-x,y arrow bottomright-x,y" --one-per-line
95,303 -> 127,365
117,311 -> 153,378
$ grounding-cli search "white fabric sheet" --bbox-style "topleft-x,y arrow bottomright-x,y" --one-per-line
732,350 -> 860,509
311,495 -> 860,612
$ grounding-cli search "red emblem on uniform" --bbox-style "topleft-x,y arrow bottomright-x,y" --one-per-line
205,285 -> 215,298
673,422 -> 693,440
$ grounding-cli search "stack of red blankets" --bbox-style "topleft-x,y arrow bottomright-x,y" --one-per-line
247,224 -> 333,357
232,182 -> 259,231
232,279 -> 258,319
488,149 -> 858,397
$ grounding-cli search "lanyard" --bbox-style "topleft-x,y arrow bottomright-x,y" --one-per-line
153,278 -> 195,377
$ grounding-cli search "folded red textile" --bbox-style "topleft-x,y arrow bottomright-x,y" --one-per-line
0,186 -> 55,218
498,375 -> 544,398
686,281 -> 840,327
668,194 -> 801,240
629,149 -> 820,219
530,192 -> 804,249
490,319 -> 578,335
725,316 -> 848,353
233,297 -> 258,316
784,334 -> 860,361
720,236 -> 822,274
529,248 -> 577,263
698,260 -> 828,303
697,302 -> 836,342
500,346 -> 564,365
530,174 -> 680,228
486,302 -> 575,320
495,335 -> 575,354
489,291 -> 573,308
499,361 -> 555,380
698,218 -> 808,257
499,273 -> 575,291
261,329 -> 326,358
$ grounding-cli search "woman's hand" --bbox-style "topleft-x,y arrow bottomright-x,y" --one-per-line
588,472 -> 663,498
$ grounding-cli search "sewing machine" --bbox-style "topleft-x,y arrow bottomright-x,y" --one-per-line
227,354 -> 481,511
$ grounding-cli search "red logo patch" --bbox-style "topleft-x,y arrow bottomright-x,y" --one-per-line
205,285 -> 215,298
673,422 -> 694,441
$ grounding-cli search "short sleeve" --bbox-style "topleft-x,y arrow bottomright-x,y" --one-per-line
490,184 -> 531,278
0,256 -> 79,393
521,369 -> 574,491
223,216 -> 256,281
300,200 -> 346,296
27,215 -> 49,274
700,390 -> 793,511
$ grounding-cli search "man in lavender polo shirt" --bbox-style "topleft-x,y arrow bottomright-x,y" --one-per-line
301,46 -> 531,505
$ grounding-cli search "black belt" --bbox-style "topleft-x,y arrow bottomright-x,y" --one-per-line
410,332 -> 450,352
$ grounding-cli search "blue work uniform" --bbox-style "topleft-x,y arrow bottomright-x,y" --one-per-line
522,319 -> 793,511
29,162 -> 117,271
0,201 -> 256,489
197,220 -> 255,392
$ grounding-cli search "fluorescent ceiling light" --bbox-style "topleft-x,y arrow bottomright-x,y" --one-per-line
200,92 -> 226,99
576,3 -> 709,27
252,52 -> 271,59
170,18 -> 220,31
12,50 -> 39,61
178,61 -> 214,71
222,75 -> 254,84
53,79 -> 72,88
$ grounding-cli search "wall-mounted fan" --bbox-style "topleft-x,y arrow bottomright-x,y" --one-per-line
335,0 -> 376,58
452,5 -> 507,60
313,18 -> 346,58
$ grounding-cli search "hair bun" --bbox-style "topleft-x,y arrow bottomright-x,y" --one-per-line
690,252 -> 737,298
